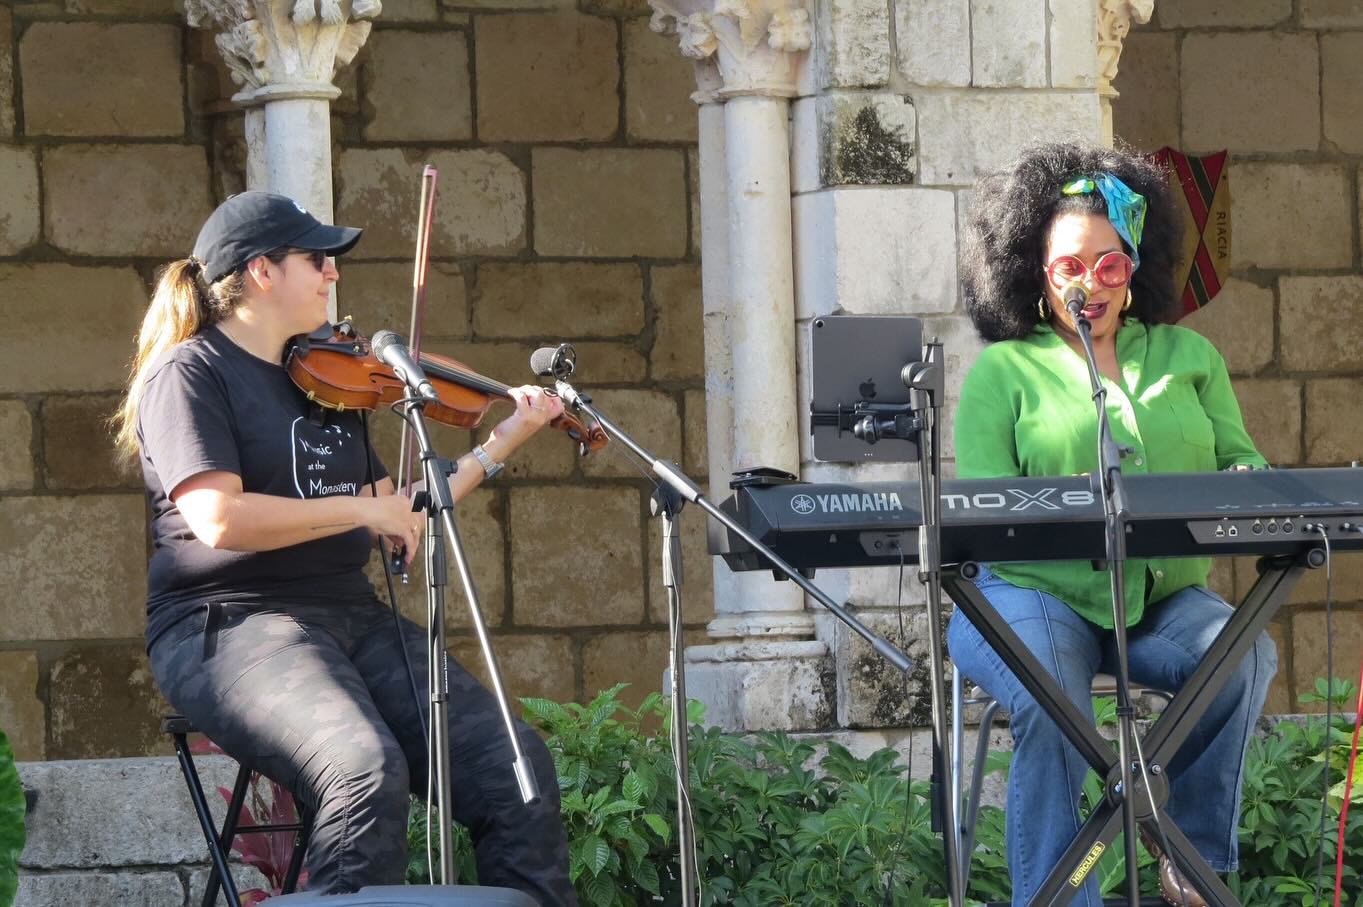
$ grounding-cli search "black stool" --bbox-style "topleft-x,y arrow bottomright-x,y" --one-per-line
163,715 -> 313,907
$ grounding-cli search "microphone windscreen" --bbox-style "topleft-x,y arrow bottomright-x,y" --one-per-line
1061,281 -> 1089,311
371,329 -> 402,357
529,346 -> 559,377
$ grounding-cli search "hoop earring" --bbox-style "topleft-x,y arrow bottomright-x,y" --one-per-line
1037,296 -> 1050,319
1122,288 -> 1133,311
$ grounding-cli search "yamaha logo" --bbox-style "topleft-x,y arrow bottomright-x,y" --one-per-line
790,491 -> 905,515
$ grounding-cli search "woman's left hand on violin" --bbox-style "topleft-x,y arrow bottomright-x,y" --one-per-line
497,385 -> 565,446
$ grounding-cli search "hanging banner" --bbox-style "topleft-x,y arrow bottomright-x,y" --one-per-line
1152,148 -> 1231,319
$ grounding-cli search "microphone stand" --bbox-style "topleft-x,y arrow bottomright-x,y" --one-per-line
547,357 -> 917,905
399,395 -> 541,885
1066,302 -> 1141,907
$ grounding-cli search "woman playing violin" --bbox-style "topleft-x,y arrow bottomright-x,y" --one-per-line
113,191 -> 576,903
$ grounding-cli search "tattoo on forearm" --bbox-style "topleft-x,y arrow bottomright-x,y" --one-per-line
310,521 -> 356,531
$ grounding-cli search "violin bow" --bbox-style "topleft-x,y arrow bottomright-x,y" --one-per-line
395,164 -> 439,498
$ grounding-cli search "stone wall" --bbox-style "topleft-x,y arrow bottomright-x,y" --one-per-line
1113,0 -> 1363,715
0,0 -> 706,761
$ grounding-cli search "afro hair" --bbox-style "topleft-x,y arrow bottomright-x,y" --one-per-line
960,142 -> 1183,342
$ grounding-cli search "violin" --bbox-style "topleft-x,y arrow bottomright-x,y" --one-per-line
284,321 -> 608,453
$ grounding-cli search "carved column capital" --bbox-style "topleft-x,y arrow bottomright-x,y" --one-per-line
648,0 -> 812,100
185,0 -> 379,106
1097,0 -> 1154,100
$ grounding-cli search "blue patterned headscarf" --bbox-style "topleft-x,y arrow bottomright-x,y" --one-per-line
1061,173 -> 1147,269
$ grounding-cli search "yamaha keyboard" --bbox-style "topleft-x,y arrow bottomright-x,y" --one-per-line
717,468 -> 1363,573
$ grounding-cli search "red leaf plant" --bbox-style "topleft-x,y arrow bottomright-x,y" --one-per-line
188,737 -> 309,904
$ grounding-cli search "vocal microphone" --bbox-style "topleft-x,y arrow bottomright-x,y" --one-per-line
1061,280 -> 1090,320
529,344 -> 576,380
371,330 -> 439,401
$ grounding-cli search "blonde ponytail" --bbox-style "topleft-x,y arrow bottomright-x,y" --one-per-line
113,259 -> 243,464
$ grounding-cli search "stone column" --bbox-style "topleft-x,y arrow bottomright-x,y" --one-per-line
1097,0 -> 1155,145
185,0 -> 379,219
651,0 -> 834,731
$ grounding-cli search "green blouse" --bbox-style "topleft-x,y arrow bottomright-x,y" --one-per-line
954,319 -> 1266,628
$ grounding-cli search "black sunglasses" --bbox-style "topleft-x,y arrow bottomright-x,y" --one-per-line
278,248 -> 327,271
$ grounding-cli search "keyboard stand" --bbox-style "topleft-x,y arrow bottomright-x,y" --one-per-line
936,548 -> 1323,907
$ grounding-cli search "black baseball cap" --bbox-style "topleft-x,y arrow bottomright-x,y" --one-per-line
192,191 -> 363,284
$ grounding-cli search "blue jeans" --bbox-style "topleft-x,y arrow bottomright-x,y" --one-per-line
946,566 -> 1277,907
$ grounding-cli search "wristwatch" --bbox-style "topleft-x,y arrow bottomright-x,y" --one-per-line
471,444 -> 504,480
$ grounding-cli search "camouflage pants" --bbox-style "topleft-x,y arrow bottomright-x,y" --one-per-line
149,600 -> 576,905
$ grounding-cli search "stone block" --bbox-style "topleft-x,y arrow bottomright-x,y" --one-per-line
64,0 -> 181,11
475,12 -> 618,142
362,29 -> 471,141
336,148 -> 526,257
44,145 -> 212,257
372,0 -> 440,19
579,389 -> 681,478
582,629 -> 705,707
970,0 -> 1045,88
0,495 -> 146,641
1181,33 -> 1319,154
806,92 -> 916,188
509,485 -> 644,626
1280,277 -> 1363,374
683,640 -> 835,731
0,144 -> 40,254
1231,163 -> 1352,271
0,8 -> 13,136
0,266 -> 148,393
475,262 -> 644,338
444,0 -> 571,9
894,0 -> 970,87
1292,610 -> 1363,712
1301,0 -> 1363,27
793,187 -> 957,318
429,337 -> 646,386
578,0 -> 648,13
13,871 -> 185,906
1048,0 -> 1097,88
687,148 -> 700,257
49,646 -> 171,759
21,23 -> 182,137
532,148 -> 687,258
1231,378 -> 1301,467
1180,278 -> 1275,375
1305,379 -> 1363,464
1322,34 -> 1363,153
916,91 -> 1102,185
0,652 -> 43,761
0,400 -> 33,491
645,502 -> 713,626
791,97 -> 819,193
450,632 -> 576,704
834,608 -> 937,728
43,394 -> 132,491
19,754 -> 241,867
650,264 -> 702,381
1157,0 -> 1290,26
813,0 -> 891,89
683,388 -> 707,476
337,261 -> 468,341
624,18 -> 697,143
1111,31 -> 1179,152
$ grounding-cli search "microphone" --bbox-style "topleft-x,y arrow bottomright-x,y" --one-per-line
529,344 -> 576,380
371,330 -> 438,401
1061,280 -> 1090,319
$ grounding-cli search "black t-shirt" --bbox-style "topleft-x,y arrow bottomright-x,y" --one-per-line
137,326 -> 388,646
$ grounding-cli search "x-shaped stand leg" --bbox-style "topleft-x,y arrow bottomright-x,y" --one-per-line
940,551 -> 1314,907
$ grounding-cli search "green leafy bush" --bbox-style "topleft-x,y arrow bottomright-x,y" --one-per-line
0,729 -> 25,907
402,680 -> 1360,906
